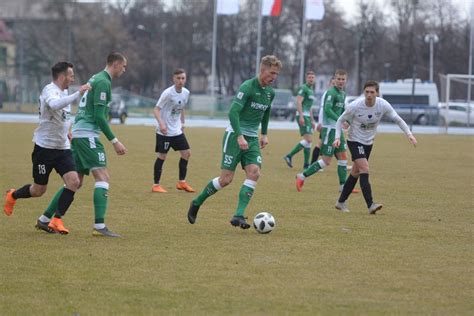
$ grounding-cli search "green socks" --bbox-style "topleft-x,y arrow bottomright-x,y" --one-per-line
94,182 -> 109,224
193,177 -> 222,206
234,179 -> 256,217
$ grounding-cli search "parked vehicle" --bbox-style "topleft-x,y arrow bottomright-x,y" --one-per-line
109,93 -> 128,124
435,102 -> 474,126
379,79 -> 439,125
270,89 -> 295,120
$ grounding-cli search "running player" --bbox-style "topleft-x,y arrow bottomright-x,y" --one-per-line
296,69 -> 351,192
284,70 -> 316,169
3,62 -> 90,234
334,80 -> 417,214
152,68 -> 195,193
187,55 -> 282,229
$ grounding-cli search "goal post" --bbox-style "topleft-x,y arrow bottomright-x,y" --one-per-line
438,74 -> 474,131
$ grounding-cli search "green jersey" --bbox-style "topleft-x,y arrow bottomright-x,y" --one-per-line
322,86 -> 346,127
296,83 -> 314,116
72,70 -> 115,140
227,77 -> 274,137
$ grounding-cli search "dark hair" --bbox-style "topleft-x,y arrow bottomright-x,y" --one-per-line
335,69 -> 347,76
106,52 -> 126,65
306,70 -> 315,76
173,68 -> 186,75
363,80 -> 379,92
51,62 -> 73,80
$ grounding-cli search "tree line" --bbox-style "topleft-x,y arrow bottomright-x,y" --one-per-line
6,0 -> 471,101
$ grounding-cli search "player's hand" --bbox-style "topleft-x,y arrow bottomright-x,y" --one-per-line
237,135 -> 248,150
298,116 -> 304,126
113,141 -> 127,155
311,121 -> 316,130
260,135 -> 269,149
159,123 -> 167,135
67,131 -> 72,141
79,83 -> 91,95
408,134 -> 417,147
342,121 -> 350,130
316,123 -> 322,132
333,138 -> 341,148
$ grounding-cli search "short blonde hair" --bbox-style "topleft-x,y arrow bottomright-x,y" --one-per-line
260,55 -> 282,70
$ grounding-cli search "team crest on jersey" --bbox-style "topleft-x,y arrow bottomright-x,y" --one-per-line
100,92 -> 106,101
237,92 -> 244,100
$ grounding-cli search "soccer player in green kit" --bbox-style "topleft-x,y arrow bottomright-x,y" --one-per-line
284,70 -> 316,169
187,55 -> 282,229
296,69 -> 350,193
38,52 -> 128,237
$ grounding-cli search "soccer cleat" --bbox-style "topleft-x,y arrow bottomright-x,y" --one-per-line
187,201 -> 200,224
152,184 -> 167,193
176,181 -> 196,192
35,219 -> 55,233
93,227 -> 121,237
230,216 -> 251,229
47,217 -> 69,234
352,188 -> 360,193
3,189 -> 16,216
335,201 -> 350,213
368,203 -> 383,215
347,165 -> 353,171
295,173 -> 305,192
283,156 -> 293,168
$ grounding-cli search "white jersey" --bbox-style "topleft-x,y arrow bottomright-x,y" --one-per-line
33,82 -> 80,149
317,91 -> 327,125
335,97 -> 411,145
155,85 -> 189,136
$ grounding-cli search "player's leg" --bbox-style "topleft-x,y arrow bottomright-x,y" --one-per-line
302,117 -> 313,168
4,145 -> 51,216
188,131 -> 239,224
230,137 -> 261,229
311,126 -> 323,164
296,128 -> 333,191
152,134 -> 169,193
174,134 -> 195,192
283,115 -> 306,168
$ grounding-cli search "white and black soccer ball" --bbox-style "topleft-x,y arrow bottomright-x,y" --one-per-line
253,212 -> 275,234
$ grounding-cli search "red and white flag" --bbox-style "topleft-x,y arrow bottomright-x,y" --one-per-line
305,0 -> 325,20
262,0 -> 282,16
217,0 -> 240,15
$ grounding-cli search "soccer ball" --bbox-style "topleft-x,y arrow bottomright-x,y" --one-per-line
253,212 -> 276,234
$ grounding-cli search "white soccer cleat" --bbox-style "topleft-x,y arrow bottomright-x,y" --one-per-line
368,203 -> 383,215
335,201 -> 350,213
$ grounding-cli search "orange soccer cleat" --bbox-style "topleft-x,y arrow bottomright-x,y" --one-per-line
3,189 -> 17,216
48,217 -> 69,234
295,174 -> 305,192
176,181 -> 196,193
152,184 -> 168,193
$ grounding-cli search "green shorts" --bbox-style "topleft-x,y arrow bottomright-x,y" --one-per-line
320,127 -> 346,156
220,131 -> 262,171
71,137 -> 107,175
296,115 -> 313,136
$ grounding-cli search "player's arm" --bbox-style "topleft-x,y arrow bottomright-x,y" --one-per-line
333,107 -> 354,148
260,105 -> 270,149
324,91 -> 340,122
93,82 -> 127,155
180,108 -> 186,131
47,84 -> 90,110
154,92 -> 169,135
296,88 -> 305,126
229,88 -> 249,150
385,101 -> 417,147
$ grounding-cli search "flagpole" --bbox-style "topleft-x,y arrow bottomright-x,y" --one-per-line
299,0 -> 306,86
211,0 -> 218,116
256,0 -> 263,76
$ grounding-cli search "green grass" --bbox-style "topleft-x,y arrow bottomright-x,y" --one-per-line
0,123 -> 473,315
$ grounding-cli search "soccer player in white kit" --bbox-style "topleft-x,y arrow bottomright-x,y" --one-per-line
333,80 -> 417,214
152,68 -> 195,193
3,62 -> 90,233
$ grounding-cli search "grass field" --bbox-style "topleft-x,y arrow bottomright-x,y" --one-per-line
0,122 -> 473,315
